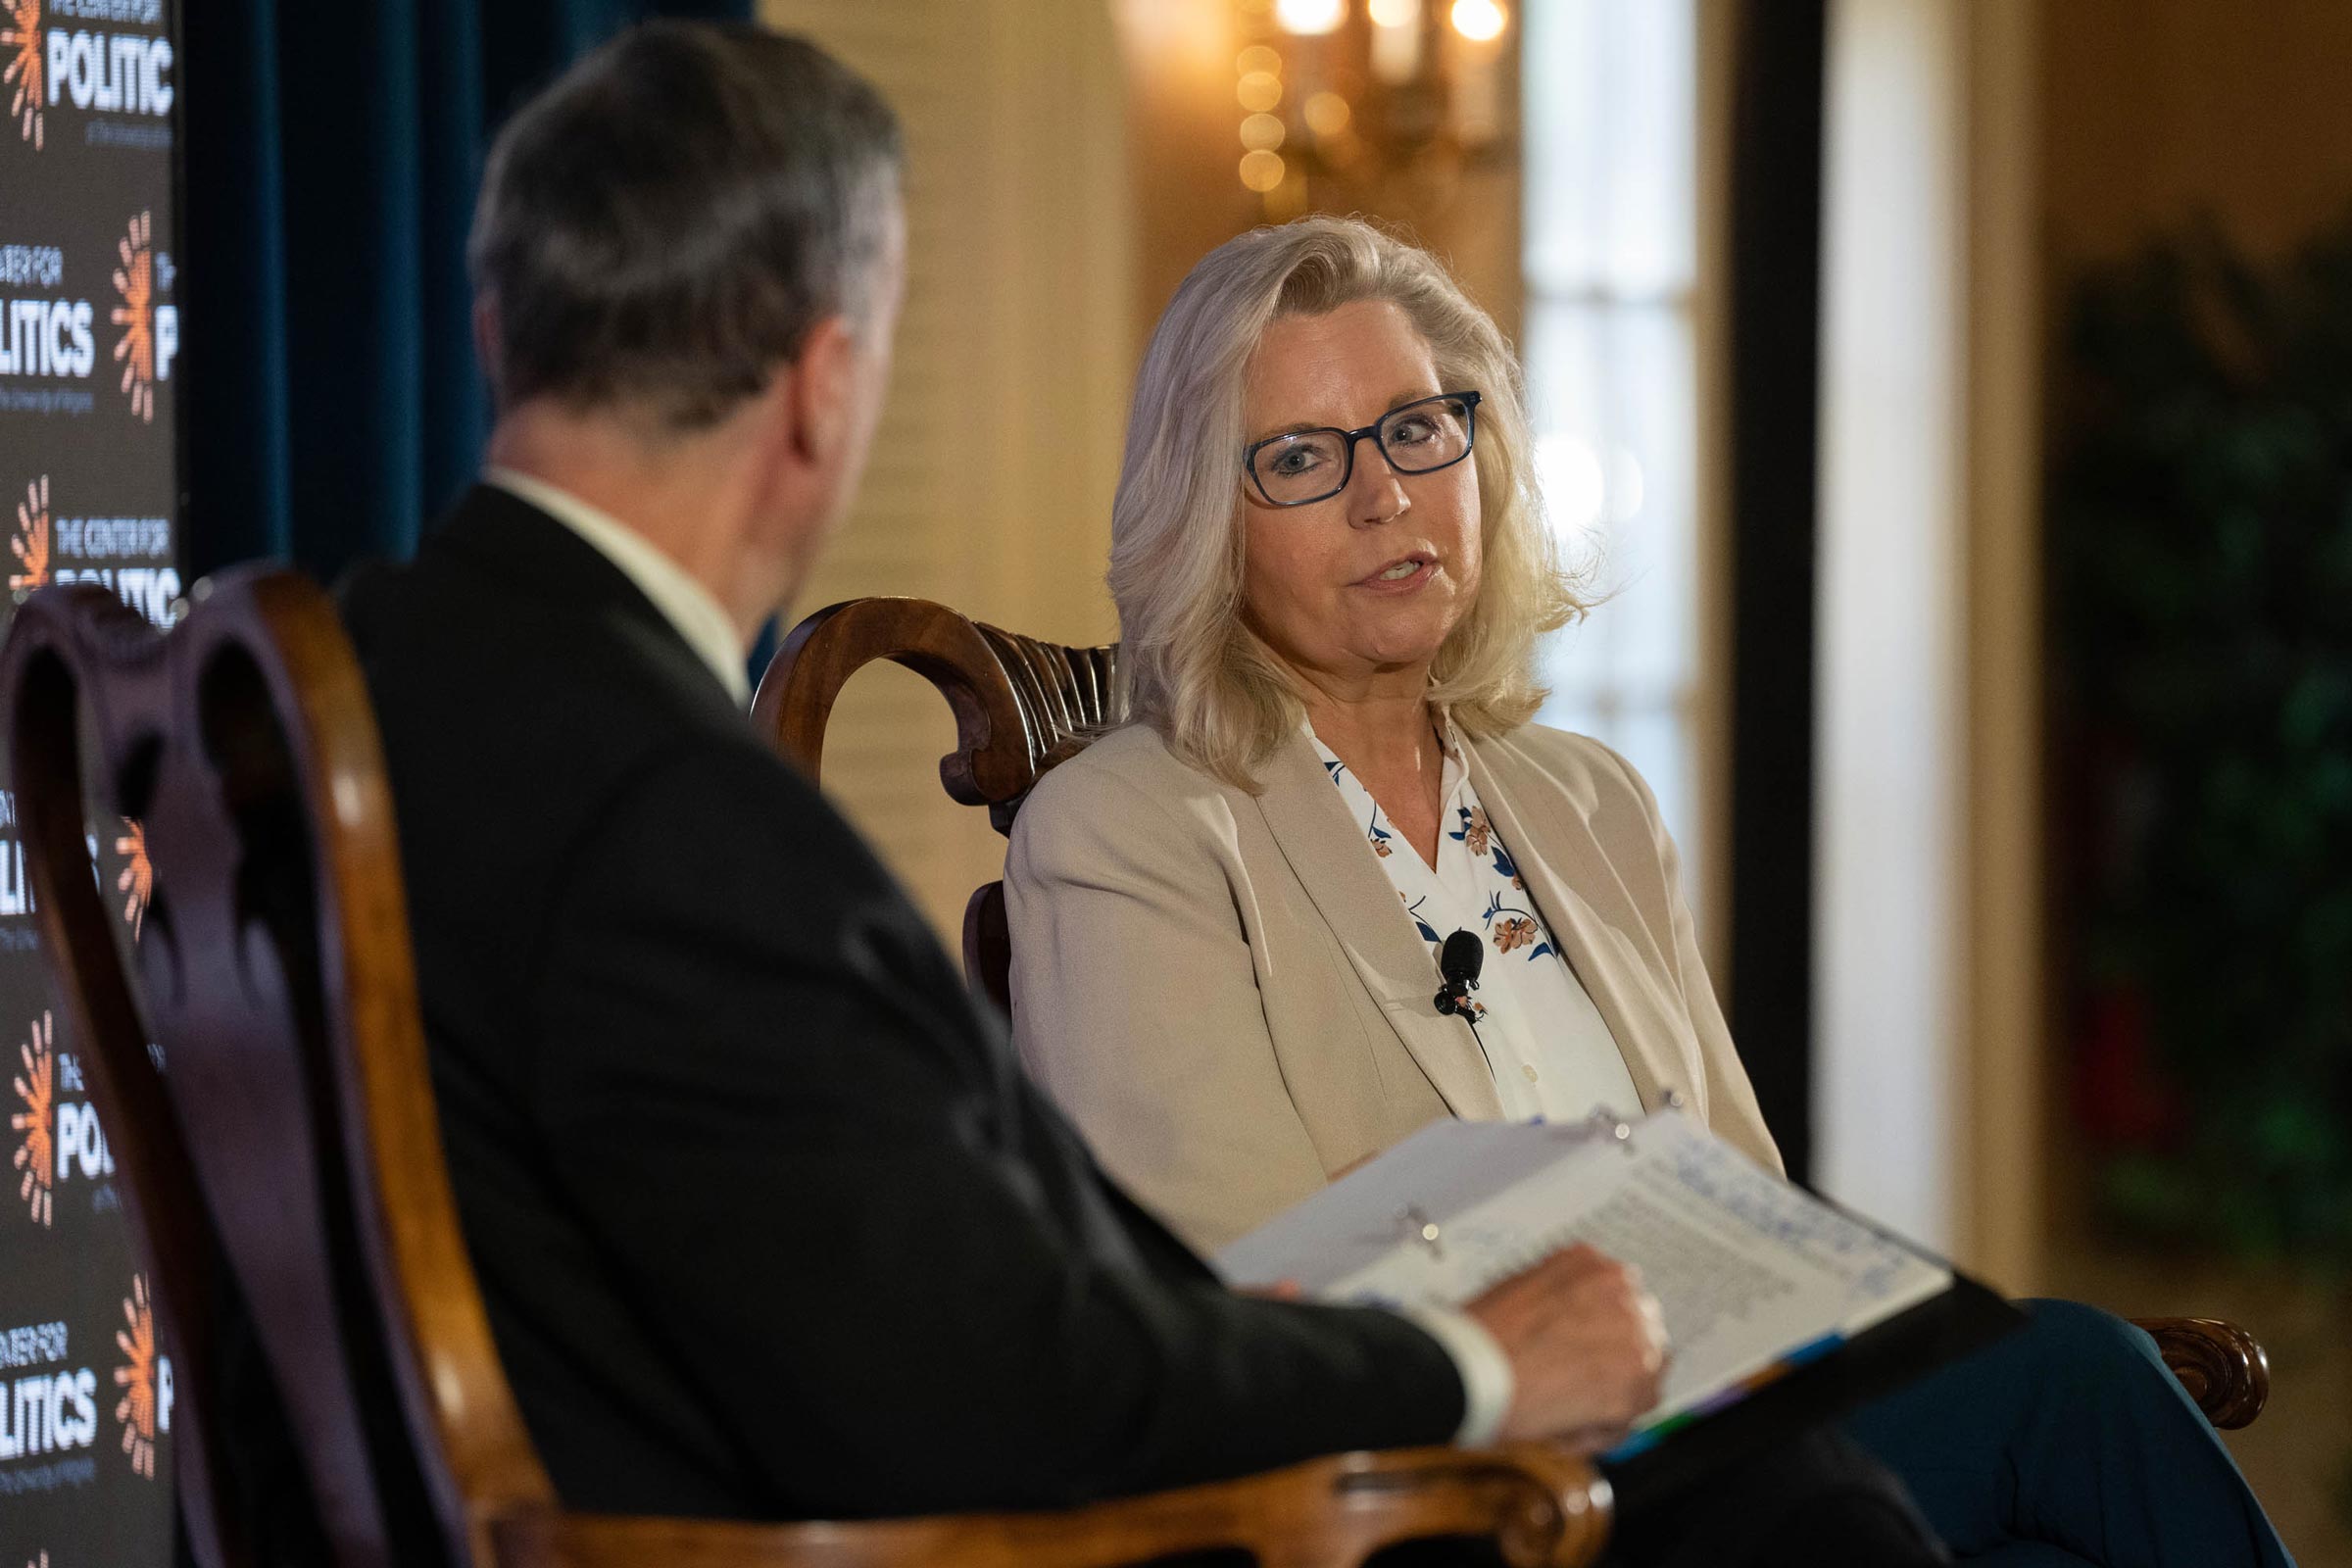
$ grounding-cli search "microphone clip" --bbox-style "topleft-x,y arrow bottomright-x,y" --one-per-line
1433,927 -> 1487,1020
1432,980 -> 1480,1018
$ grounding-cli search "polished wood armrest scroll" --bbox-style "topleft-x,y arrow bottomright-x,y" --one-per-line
498,1444 -> 1609,1568
759,597 -> 1123,1011
2130,1317 -> 2270,1430
757,596 -> 1121,832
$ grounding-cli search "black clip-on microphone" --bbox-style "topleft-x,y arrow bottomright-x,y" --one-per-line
1432,929 -> 1486,1018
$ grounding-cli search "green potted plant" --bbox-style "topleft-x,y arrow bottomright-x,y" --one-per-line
2051,218 -> 2352,1266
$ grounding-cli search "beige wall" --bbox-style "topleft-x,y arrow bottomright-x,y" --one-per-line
2044,0 -> 2352,270
760,0 -> 1132,942
1112,0 -> 1262,328
1960,0 -> 2045,1294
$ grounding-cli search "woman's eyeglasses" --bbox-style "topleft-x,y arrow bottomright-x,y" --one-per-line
1242,390 -> 1482,509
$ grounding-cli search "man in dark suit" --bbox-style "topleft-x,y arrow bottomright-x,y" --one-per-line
344,22 -> 1945,1563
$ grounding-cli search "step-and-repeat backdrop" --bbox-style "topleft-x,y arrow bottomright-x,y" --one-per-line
0,0 -> 184,1563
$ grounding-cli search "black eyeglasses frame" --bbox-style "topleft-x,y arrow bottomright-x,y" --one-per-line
1241,390 -> 1484,509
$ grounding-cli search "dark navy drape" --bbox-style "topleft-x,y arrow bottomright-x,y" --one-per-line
179,0 -> 748,582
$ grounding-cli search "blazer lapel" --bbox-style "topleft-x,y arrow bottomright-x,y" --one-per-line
1250,734 -> 1505,1120
1465,738 -> 1681,1117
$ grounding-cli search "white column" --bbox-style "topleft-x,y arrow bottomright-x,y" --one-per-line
1812,0 -> 1966,1249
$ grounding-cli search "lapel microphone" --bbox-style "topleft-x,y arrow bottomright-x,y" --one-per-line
1433,929 -> 1485,1017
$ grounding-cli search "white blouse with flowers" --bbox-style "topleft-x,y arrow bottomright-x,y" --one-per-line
1309,723 -> 1641,1124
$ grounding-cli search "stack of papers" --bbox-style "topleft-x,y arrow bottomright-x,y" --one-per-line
1215,1111 -> 1953,1452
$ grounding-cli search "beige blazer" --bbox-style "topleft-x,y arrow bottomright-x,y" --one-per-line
1005,720 -> 1784,1253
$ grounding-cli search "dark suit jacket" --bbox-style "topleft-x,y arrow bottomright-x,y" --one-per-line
339,485 -> 1464,1520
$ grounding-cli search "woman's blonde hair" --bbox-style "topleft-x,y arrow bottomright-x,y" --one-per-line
1110,215 -> 1581,790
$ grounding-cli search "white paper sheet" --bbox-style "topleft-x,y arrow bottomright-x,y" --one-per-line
1215,1111 -> 1952,1429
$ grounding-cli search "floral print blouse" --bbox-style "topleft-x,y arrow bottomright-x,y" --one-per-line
1310,723 -> 1642,1124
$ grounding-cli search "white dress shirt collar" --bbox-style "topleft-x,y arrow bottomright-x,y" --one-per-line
484,466 -> 752,707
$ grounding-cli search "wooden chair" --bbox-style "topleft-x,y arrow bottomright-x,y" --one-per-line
755,593 -> 2274,1436
757,596 -> 1122,1017
0,568 -> 1614,1568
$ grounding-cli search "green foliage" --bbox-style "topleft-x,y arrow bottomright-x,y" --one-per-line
2052,219 -> 2352,1265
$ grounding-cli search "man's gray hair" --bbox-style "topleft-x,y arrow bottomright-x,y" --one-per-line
469,21 -> 902,429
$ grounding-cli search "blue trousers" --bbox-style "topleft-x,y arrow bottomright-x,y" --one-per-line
1844,1299 -> 2295,1567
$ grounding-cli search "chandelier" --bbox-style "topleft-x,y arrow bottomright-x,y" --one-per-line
1232,0 -> 1514,220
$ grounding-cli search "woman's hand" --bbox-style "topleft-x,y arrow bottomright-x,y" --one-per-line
1463,1243 -> 1669,1452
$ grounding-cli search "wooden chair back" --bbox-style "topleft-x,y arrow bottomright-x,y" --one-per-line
754,597 -> 1124,1012
2,571 -> 1614,1568
1,570 -> 520,1568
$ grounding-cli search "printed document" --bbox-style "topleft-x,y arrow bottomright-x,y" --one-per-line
1215,1112 -> 1952,1443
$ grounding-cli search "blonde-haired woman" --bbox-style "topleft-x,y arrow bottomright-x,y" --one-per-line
1008,216 -> 2290,1568
1012,214 -> 1775,1252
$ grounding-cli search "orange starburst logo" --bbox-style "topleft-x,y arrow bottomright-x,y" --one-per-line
10,474 -> 49,593
112,213 -> 157,423
116,819 -> 150,936
11,1011 -> 54,1228
115,1273 -> 159,1478
0,0 -> 41,151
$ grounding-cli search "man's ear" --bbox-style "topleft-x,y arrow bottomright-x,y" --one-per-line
782,316 -> 858,466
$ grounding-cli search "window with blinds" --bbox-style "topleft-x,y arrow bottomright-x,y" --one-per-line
1521,0 -> 1710,915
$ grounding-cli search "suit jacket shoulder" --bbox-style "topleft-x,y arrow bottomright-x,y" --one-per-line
1479,722 -> 1658,821
1023,719 -> 1234,812
1014,722 -> 1248,868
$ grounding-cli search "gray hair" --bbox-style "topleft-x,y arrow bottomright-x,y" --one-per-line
1110,216 -> 1582,790
469,21 -> 902,430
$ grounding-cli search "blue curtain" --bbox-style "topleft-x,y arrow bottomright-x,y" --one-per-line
179,0 -> 750,582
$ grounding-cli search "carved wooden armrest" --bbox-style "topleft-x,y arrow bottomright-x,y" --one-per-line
495,1444 -> 1611,1568
2130,1317 -> 2270,1429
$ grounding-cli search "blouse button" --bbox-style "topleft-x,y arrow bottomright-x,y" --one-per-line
1521,1064 -> 1539,1083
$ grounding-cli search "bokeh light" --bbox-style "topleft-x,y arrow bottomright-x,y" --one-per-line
1303,91 -> 1352,137
1449,0 -> 1507,43
1239,149 -> 1289,192
1275,0 -> 1347,36
1241,113 -> 1288,152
